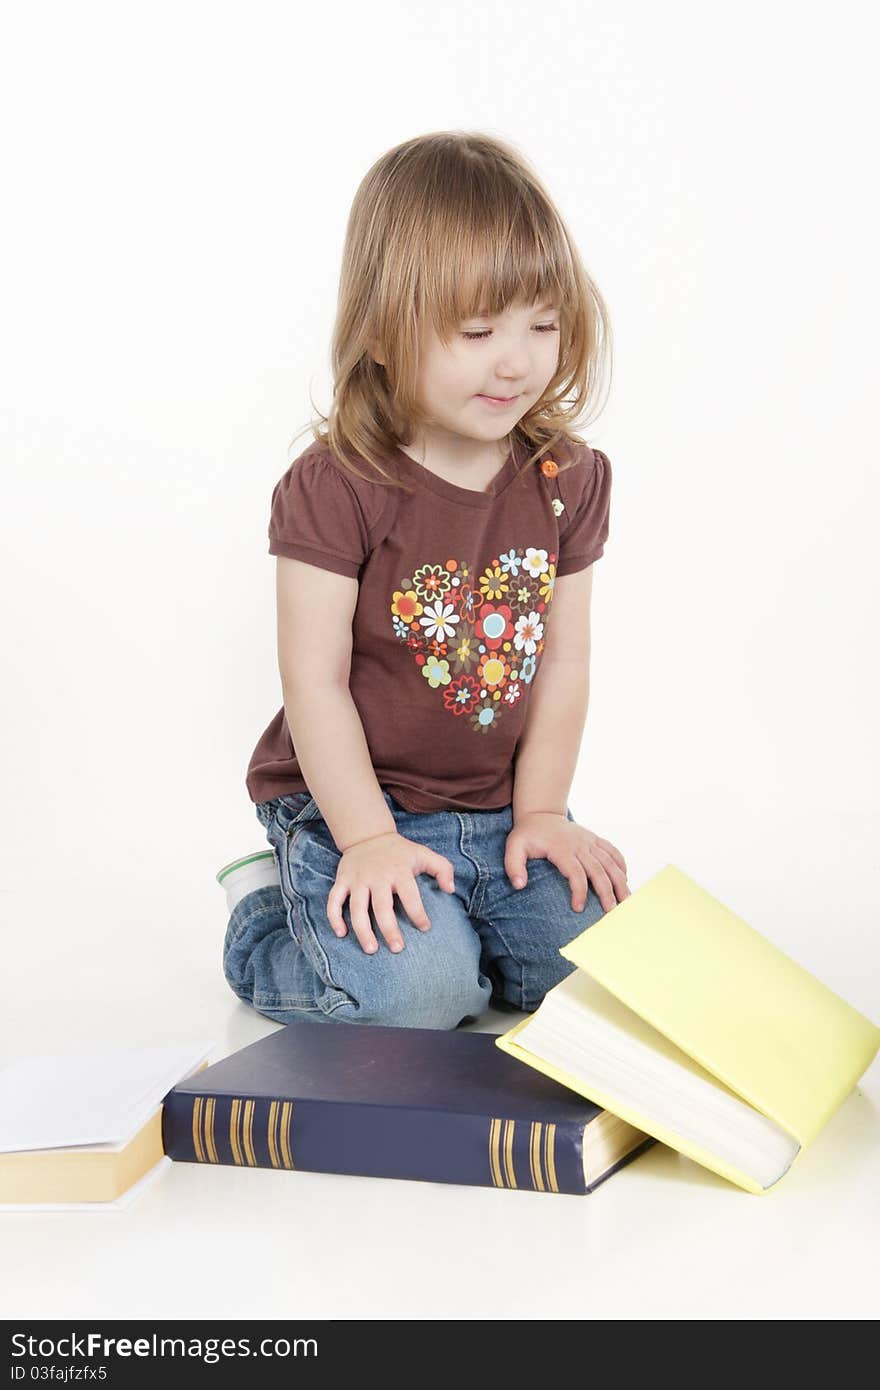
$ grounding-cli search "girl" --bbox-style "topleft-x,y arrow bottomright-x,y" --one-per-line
218,130 -> 630,1030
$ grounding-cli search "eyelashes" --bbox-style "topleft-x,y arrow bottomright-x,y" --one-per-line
461,324 -> 560,341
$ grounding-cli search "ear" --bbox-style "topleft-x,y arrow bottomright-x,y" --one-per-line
367,337 -> 386,366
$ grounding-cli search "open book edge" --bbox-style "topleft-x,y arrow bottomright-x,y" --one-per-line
0,1156 -> 173,1212
498,972 -> 802,1193
0,1041 -> 215,1153
582,1110 -> 657,1188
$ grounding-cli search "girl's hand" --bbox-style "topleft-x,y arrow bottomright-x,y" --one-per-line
504,813 -> 630,914
327,832 -> 456,955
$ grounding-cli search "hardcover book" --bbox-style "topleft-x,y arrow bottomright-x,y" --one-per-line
162,1022 -> 656,1195
0,1041 -> 213,1208
496,864 -> 880,1194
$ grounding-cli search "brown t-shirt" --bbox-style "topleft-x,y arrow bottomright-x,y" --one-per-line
246,433 -> 612,812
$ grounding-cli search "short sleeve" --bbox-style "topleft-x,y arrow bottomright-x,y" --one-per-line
267,449 -> 389,578
555,446 -> 612,576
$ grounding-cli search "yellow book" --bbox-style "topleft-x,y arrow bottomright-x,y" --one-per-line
495,865 -> 880,1194
0,1109 -> 166,1205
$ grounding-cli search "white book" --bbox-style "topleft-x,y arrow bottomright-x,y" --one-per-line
0,1040 -> 214,1208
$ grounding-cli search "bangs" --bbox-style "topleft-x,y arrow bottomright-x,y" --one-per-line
417,193 -> 577,342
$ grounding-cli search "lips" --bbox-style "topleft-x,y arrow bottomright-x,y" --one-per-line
478,393 -> 520,403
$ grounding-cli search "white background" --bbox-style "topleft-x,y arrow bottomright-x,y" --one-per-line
1,0 -> 878,1321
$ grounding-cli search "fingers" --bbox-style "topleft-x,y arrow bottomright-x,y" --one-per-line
327,877 -> 431,954
593,836 -> 628,877
348,885 -> 379,954
578,848 -> 629,911
590,843 -> 631,902
546,844 -> 620,915
395,876 -> 432,933
575,856 -> 616,913
426,850 -> 456,893
547,851 -> 590,913
325,882 -> 349,939
370,883 -> 406,953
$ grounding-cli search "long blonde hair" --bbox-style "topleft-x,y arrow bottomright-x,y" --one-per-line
293,130 -> 612,490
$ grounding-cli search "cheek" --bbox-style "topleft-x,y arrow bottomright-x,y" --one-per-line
543,340 -> 562,378
428,356 -> 473,400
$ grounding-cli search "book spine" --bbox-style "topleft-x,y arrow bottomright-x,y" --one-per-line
161,1092 -> 588,1194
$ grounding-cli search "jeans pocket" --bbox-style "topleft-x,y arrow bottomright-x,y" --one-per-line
262,793 -> 320,840
255,798 -> 281,831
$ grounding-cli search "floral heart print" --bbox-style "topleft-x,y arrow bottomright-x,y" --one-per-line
389,547 -> 556,733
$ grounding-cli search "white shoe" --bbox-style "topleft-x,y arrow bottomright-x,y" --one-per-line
216,851 -> 281,913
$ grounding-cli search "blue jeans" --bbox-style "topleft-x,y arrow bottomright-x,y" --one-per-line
222,790 -> 608,1030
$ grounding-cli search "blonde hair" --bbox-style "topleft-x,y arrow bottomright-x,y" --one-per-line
293,129 -> 612,490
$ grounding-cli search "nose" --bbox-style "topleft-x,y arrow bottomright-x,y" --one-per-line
491,340 -> 534,386
489,363 -> 529,392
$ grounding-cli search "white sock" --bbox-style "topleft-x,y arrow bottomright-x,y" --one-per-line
221,855 -> 281,913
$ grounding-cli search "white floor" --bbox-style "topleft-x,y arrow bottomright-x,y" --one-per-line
1,808 -> 878,1322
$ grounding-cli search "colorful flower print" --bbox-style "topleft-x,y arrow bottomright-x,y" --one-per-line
390,546 -> 555,733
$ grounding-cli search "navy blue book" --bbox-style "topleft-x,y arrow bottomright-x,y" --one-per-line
161,1022 -> 656,1195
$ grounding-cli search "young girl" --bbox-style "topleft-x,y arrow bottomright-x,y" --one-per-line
218,130 -> 630,1030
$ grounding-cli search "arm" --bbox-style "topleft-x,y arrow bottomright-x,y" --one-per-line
511,566 -> 593,821
275,556 -> 396,851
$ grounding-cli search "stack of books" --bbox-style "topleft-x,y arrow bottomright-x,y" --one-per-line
4,865 -> 878,1204
163,865 -> 880,1196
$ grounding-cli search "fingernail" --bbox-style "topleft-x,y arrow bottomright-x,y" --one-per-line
514,877 -> 525,888
391,942 -> 404,952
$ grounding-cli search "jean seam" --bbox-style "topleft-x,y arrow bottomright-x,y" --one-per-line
279,823 -> 309,945
240,983 -> 327,1012
472,912 -> 528,1010
278,827 -> 352,1004
454,811 -> 489,918
286,881 -> 350,1000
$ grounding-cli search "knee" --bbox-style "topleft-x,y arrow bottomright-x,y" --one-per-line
526,948 -> 578,1007
517,889 -> 611,1008
345,947 -> 491,1031
222,885 -> 291,995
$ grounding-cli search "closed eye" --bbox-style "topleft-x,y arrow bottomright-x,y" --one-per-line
462,323 -> 559,341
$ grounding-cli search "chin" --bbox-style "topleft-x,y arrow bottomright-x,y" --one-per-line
462,415 -> 511,436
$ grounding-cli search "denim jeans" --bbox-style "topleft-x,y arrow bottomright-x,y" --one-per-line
222,789 -> 608,1030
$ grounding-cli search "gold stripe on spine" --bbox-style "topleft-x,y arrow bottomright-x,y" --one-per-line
544,1123 -> 559,1193
268,1101 -> 280,1168
529,1122 -> 546,1192
503,1119 -> 517,1189
280,1101 -> 295,1169
489,1118 -> 504,1187
243,1100 -> 257,1165
192,1097 -> 206,1163
229,1099 -> 243,1165
204,1098 -> 218,1163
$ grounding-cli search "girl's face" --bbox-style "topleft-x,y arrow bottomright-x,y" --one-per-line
412,297 -> 561,449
